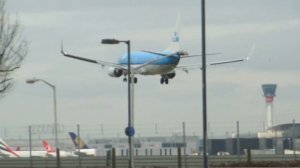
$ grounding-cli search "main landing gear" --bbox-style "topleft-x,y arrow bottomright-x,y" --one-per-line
160,75 -> 169,84
160,72 -> 175,85
123,77 -> 138,83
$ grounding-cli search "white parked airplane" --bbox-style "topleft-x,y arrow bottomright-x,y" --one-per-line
68,132 -> 96,156
61,29 -> 251,84
0,138 -> 46,158
42,140 -> 77,157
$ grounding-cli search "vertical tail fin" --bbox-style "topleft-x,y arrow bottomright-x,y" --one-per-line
68,132 -> 89,149
164,13 -> 181,52
42,140 -> 55,153
0,138 -> 20,158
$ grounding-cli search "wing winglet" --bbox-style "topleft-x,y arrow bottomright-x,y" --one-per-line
246,43 -> 256,60
60,40 -> 67,55
60,42 -> 98,64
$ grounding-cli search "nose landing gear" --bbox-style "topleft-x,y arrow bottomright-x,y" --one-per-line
123,77 -> 138,83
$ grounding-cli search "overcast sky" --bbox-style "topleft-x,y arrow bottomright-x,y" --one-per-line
1,0 -> 300,138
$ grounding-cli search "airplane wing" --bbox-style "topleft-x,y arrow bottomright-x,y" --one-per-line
132,52 -> 220,73
176,57 -> 250,73
177,44 -> 255,73
61,45 -> 168,74
208,57 -> 249,65
61,45 -> 126,70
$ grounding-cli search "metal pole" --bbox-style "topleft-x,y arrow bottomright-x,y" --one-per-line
237,121 -> 240,162
29,125 -> 33,167
112,148 -> 116,168
201,0 -> 208,167
39,80 -> 59,148
52,85 -> 59,149
130,57 -> 135,167
182,122 -> 187,168
293,119 -> 296,160
26,79 -> 59,149
56,148 -> 61,168
275,128 -> 278,155
126,40 -> 134,168
177,147 -> 182,168
77,124 -> 82,168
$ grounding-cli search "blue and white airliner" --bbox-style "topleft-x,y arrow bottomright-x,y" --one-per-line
61,31 -> 251,84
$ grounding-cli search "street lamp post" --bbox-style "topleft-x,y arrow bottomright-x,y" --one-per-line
201,0 -> 208,168
102,39 -> 134,168
26,78 -> 59,149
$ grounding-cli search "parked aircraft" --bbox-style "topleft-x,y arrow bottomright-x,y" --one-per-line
42,140 -> 76,157
0,138 -> 46,158
0,138 -> 20,158
68,132 -> 96,156
61,29 -> 251,84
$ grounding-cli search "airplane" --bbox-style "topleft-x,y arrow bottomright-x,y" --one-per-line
42,140 -> 55,153
0,138 -> 46,158
42,140 -> 77,157
0,138 -> 20,158
61,29 -> 251,84
68,132 -> 96,156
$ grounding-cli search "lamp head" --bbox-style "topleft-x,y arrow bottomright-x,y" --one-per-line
101,39 -> 120,44
26,78 -> 39,84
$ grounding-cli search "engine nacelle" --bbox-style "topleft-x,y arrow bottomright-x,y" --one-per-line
108,68 -> 123,77
166,72 -> 176,79
178,50 -> 189,56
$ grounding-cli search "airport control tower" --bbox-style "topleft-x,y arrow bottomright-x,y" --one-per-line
262,84 -> 277,129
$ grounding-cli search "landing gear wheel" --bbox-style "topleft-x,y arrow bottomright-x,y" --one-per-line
160,77 -> 169,84
165,78 -> 169,84
160,78 -> 164,84
134,77 -> 138,83
126,77 -> 137,84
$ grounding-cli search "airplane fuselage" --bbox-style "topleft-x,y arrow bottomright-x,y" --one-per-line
118,51 -> 180,75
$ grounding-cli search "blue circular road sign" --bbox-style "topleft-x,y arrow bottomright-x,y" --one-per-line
125,126 -> 135,137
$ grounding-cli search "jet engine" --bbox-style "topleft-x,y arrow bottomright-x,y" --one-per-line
166,72 -> 176,79
108,68 -> 123,77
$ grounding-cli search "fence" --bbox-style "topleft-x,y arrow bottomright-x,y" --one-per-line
0,154 -> 299,168
0,121 -> 266,140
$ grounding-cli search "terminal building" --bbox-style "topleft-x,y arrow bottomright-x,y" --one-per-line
87,135 -> 200,156
206,123 -> 300,156
89,122 -> 300,156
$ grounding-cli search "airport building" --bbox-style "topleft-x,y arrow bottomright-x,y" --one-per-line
79,123 -> 300,156
205,83 -> 300,155
88,135 -> 200,156
206,127 -> 300,156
